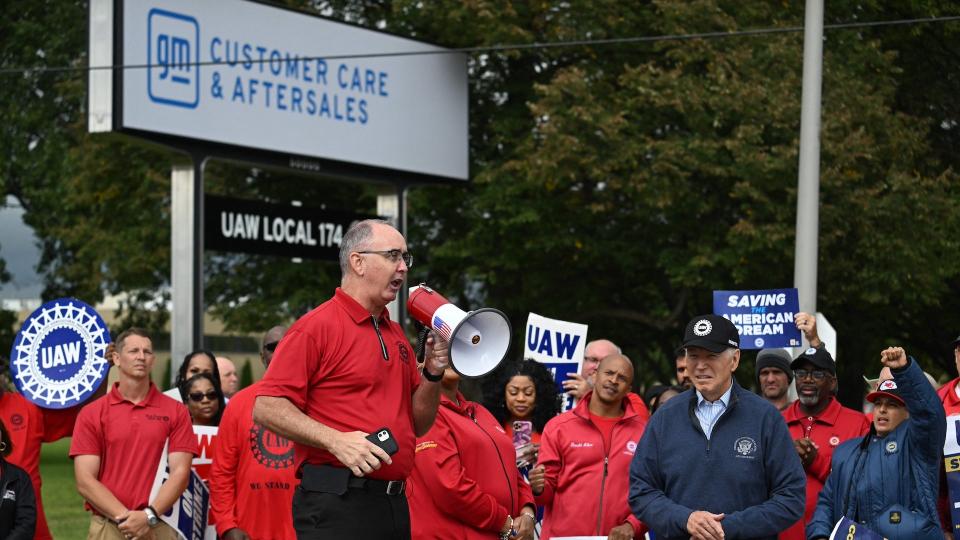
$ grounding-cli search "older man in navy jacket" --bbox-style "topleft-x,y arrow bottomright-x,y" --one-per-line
628,315 -> 805,540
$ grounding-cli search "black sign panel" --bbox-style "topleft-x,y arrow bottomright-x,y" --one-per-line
204,195 -> 373,260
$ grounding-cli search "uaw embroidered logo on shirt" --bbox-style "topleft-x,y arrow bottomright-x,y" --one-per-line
734,436 -> 758,459
249,424 -> 294,469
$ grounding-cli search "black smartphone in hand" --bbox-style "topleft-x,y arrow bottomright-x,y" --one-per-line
366,427 -> 399,456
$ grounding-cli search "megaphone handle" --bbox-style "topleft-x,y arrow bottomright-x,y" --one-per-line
413,323 -> 431,365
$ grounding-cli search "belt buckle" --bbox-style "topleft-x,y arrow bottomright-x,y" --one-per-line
386,480 -> 405,495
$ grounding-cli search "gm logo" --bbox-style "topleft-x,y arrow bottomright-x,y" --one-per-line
147,8 -> 199,108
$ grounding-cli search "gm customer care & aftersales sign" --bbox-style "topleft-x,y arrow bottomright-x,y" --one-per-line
89,0 -> 468,181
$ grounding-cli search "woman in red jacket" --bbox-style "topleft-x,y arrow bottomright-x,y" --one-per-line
408,367 -> 537,539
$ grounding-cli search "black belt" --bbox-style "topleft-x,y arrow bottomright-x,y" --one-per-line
301,464 -> 405,496
347,476 -> 406,496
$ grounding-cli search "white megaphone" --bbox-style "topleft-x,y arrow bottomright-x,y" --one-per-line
407,284 -> 511,378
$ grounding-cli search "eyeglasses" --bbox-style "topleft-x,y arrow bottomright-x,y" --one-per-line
357,249 -> 413,268
793,369 -> 830,381
188,391 -> 218,402
263,341 -> 279,353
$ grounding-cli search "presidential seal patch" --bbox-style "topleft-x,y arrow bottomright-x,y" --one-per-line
734,437 -> 758,458
9,298 -> 110,409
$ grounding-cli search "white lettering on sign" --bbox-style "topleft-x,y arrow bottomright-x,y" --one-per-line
220,211 -> 346,248
727,312 -> 794,325
220,212 -> 261,240
41,341 -> 83,369
727,293 -> 787,308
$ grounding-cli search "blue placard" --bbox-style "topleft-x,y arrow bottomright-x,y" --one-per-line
712,289 -> 801,350
9,298 -> 111,409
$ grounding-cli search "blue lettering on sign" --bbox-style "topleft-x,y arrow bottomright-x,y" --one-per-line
206,30 -> 387,126
147,9 -> 200,108
526,326 -> 581,360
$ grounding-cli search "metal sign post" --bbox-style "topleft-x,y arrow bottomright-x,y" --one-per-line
170,159 -> 204,382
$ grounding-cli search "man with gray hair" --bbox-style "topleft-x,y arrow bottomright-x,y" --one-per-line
254,219 -> 450,539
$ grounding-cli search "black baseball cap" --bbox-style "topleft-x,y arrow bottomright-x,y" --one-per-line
866,379 -> 905,406
790,346 -> 836,375
682,315 -> 740,353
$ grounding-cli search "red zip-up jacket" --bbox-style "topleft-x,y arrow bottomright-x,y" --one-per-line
408,392 -> 535,540
535,391 -> 647,539
779,397 -> 869,540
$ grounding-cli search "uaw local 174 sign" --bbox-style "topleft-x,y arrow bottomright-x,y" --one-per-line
9,298 -> 111,409
712,288 -> 801,350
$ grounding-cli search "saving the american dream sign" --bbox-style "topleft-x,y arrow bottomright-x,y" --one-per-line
9,298 -> 111,409
712,288 -> 802,350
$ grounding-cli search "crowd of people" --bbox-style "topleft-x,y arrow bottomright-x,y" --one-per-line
3,218 -> 959,540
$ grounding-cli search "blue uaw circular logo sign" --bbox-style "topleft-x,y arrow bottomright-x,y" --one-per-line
9,298 -> 111,409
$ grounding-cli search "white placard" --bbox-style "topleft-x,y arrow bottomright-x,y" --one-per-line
524,313 -> 587,411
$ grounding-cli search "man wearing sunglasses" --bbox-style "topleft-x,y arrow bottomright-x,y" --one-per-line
779,343 -> 870,540
254,219 -> 450,540
211,325 -> 295,540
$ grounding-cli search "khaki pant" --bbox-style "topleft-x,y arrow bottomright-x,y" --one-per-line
88,514 -> 180,540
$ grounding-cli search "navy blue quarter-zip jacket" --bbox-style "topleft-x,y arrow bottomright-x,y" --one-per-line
629,380 -> 805,539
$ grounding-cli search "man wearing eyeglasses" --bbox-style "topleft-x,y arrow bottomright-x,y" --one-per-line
210,325 -> 295,540
779,344 -> 870,540
260,325 -> 286,369
254,219 -> 450,540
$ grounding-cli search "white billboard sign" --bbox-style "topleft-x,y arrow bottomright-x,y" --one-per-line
89,0 -> 469,181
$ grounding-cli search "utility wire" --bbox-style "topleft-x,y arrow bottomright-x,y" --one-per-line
0,14 -> 958,76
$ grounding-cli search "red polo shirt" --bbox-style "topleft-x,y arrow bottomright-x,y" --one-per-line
780,397 -> 870,540
70,383 -> 198,513
257,288 -> 421,480
0,391 -> 80,540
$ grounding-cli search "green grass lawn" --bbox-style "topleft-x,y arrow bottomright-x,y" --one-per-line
40,438 -> 88,539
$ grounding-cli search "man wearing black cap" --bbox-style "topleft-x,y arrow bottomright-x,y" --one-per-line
628,314 -> 805,540
778,347 -> 869,540
756,349 -> 794,411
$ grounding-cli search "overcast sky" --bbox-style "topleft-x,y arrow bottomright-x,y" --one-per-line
0,196 -> 43,299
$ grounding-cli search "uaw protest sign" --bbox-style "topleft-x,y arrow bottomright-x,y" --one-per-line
524,313 -> 587,412
943,416 -> 960,539
713,288 -> 801,350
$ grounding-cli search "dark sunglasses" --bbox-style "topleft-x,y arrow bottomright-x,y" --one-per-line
263,341 -> 279,352
188,391 -> 218,402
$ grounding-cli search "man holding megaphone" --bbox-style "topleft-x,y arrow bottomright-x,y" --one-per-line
254,219 -> 450,540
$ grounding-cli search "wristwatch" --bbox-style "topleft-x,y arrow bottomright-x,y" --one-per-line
142,506 -> 160,528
